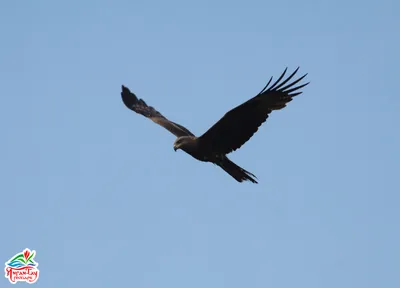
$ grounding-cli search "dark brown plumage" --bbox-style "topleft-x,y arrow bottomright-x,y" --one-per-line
121,67 -> 309,183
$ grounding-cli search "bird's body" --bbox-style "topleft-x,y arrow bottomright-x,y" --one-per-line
174,135 -> 257,183
121,67 -> 309,183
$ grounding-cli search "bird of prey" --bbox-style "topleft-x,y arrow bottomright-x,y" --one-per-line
121,67 -> 309,184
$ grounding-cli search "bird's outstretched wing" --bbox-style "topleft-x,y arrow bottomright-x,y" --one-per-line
199,67 -> 309,155
121,85 -> 195,137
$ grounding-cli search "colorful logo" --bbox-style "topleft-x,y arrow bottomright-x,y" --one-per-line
4,248 -> 39,284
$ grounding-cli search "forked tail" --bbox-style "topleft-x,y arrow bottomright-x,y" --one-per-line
219,157 -> 258,184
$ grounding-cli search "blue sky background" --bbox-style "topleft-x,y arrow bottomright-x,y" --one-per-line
1,0 -> 399,287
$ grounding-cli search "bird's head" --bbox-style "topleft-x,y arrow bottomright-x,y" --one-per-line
173,136 -> 195,152
173,137 -> 186,151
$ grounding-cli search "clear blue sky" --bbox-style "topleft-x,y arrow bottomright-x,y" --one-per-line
1,0 -> 399,287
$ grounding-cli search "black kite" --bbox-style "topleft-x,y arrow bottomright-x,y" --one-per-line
121,67 -> 309,183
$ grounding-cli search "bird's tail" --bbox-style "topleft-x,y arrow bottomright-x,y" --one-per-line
219,157 -> 258,184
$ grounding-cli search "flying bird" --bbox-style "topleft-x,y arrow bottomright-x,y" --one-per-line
121,67 -> 309,183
